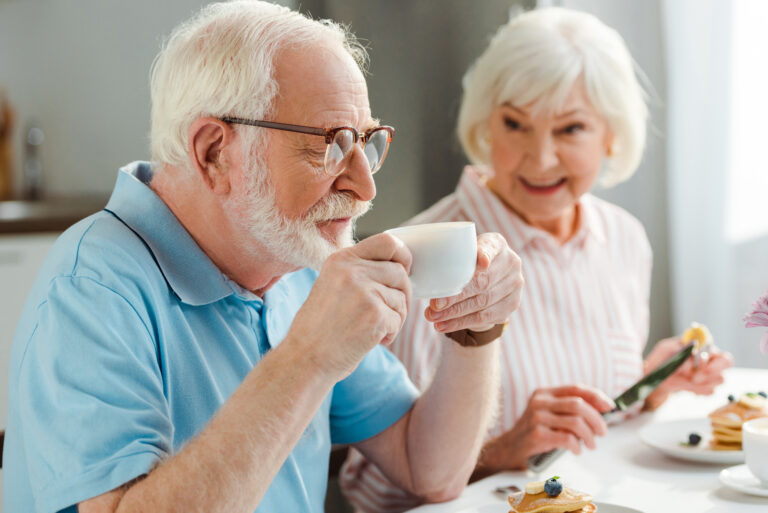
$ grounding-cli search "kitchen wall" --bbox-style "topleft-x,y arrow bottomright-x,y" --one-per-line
0,0 -> 294,199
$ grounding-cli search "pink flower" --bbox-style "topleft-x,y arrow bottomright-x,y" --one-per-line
743,290 -> 768,354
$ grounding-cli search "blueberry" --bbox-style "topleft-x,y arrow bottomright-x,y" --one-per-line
728,394 -> 735,402
759,391 -> 767,398
544,477 -> 563,497
688,433 -> 702,446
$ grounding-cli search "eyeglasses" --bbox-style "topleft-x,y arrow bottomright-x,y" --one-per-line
220,117 -> 395,177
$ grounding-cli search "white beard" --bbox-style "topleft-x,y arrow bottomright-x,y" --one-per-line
225,159 -> 371,270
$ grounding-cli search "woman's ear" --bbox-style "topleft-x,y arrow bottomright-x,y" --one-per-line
604,131 -> 616,157
188,117 -> 233,195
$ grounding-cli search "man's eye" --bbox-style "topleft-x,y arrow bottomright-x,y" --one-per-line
503,116 -> 522,131
305,149 -> 325,160
560,123 -> 585,135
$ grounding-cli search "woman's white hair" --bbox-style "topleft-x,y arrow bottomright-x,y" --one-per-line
150,0 -> 368,168
457,7 -> 649,187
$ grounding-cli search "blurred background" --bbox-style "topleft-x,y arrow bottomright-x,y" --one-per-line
0,0 -> 767,505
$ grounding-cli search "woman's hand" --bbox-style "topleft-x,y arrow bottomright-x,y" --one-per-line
643,337 -> 734,410
474,385 -> 614,475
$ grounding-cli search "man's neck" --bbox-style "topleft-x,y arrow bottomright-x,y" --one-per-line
149,164 -> 296,296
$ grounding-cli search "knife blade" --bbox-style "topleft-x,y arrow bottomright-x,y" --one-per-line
526,341 -> 696,473
613,341 -> 695,411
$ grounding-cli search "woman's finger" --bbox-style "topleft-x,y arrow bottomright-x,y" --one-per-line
538,411 -> 598,450
424,270 -> 516,322
545,396 -> 608,436
529,424 -> 581,456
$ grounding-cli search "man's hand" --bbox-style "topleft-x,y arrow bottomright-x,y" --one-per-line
424,232 -> 523,332
644,337 -> 733,410
478,385 -> 614,472
288,233 -> 412,378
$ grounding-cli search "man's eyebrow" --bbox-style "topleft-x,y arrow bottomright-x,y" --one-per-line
365,118 -> 381,130
320,118 -> 380,131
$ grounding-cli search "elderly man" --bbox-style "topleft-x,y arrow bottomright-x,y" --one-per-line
3,2 -> 523,512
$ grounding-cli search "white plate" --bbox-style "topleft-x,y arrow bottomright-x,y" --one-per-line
719,464 -> 768,497
455,502 -> 642,513
639,418 -> 744,464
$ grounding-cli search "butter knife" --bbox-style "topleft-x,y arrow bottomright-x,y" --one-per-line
526,341 -> 696,473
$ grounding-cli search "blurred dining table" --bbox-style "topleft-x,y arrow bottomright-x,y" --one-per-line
405,367 -> 768,513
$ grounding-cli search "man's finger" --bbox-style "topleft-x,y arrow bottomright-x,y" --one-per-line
353,233 -> 412,273
373,283 -> 408,325
359,260 -> 412,293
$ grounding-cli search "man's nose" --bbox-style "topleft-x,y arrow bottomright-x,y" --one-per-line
333,145 -> 376,201
527,134 -> 559,171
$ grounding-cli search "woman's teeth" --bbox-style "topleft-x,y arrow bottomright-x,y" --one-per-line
523,178 -> 565,187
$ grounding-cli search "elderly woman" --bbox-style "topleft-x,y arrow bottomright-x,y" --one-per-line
339,7 -> 732,513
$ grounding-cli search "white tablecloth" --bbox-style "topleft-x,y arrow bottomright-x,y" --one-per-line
405,367 -> 768,513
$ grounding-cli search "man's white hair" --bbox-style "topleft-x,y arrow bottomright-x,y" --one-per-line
150,0 -> 368,168
457,7 -> 649,187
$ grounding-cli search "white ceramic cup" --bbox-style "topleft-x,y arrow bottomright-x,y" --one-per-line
743,417 -> 768,486
385,222 -> 477,299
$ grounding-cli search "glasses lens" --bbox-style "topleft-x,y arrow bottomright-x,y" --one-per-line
365,129 -> 390,174
324,129 -> 356,176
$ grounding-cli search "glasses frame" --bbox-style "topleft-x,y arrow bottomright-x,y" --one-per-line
220,117 -> 395,175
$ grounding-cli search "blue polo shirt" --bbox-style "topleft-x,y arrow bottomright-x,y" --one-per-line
3,161 -> 419,513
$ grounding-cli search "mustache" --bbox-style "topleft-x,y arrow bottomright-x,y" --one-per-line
303,192 -> 372,223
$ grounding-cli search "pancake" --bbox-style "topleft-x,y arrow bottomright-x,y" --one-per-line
711,425 -> 742,443
711,432 -> 742,444
709,396 -> 767,425
707,393 -> 768,450
709,439 -> 742,451
710,422 -> 742,434
508,482 -> 595,513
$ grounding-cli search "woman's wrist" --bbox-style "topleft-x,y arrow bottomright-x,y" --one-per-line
643,386 -> 669,411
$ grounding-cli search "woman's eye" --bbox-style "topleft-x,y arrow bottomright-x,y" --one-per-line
560,123 -> 585,135
503,116 -> 522,131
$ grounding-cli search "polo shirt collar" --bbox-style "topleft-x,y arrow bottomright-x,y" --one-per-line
455,165 -> 606,251
105,161 -> 246,306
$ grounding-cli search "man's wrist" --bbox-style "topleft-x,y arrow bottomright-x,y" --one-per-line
445,322 -> 507,347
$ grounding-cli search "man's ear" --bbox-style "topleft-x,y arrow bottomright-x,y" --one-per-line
188,117 -> 233,194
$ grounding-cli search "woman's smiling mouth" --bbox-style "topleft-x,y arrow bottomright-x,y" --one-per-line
519,176 -> 567,194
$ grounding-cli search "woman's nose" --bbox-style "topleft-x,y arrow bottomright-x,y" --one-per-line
527,134 -> 558,171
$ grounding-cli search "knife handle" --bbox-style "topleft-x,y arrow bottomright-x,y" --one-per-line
526,447 -> 567,473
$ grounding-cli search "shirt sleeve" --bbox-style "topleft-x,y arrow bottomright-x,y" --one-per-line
17,275 -> 172,513
329,345 -> 419,445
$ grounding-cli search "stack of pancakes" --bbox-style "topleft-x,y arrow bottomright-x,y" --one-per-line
508,482 -> 596,513
708,393 -> 768,451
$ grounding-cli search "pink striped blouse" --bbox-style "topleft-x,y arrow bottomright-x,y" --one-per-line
339,166 -> 652,513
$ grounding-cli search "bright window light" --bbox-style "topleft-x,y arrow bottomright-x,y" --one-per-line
727,0 -> 768,243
